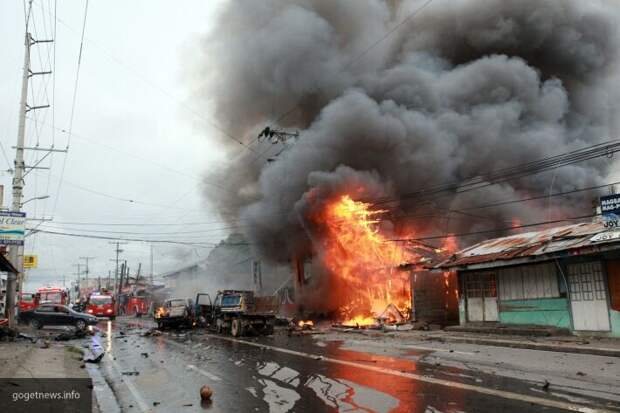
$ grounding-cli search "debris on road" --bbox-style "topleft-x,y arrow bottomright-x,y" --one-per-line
140,352 -> 149,358
142,328 -> 162,337
122,371 -> 140,376
200,385 -> 213,401
85,352 -> 104,364
54,329 -> 90,341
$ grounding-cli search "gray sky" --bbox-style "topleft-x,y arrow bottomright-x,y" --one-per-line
1,0 -> 232,290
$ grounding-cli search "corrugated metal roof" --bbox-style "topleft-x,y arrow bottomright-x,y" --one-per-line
436,221 -> 620,269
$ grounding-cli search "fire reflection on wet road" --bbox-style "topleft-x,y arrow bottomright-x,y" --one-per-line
92,319 -> 614,413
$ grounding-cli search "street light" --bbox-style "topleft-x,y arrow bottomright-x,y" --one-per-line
20,195 -> 49,207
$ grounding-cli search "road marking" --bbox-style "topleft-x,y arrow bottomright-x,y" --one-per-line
186,364 -> 222,381
346,339 -> 475,355
204,334 -> 612,413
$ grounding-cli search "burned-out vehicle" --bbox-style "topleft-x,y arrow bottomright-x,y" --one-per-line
154,298 -> 192,329
199,290 -> 277,337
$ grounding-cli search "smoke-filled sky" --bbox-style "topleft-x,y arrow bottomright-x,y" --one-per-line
192,0 -> 620,265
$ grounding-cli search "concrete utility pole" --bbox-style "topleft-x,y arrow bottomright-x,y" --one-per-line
5,1 -> 55,327
150,243 -> 154,285
73,263 -> 82,298
79,256 -> 95,290
109,242 -> 127,295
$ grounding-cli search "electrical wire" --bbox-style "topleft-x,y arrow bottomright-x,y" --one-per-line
51,0 -> 88,217
389,213 -> 600,243
27,227 -> 251,247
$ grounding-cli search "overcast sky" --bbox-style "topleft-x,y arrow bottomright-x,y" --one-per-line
1,0 -> 233,290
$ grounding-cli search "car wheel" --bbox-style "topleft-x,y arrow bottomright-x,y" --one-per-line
231,318 -> 244,337
29,319 -> 42,329
75,319 -> 87,330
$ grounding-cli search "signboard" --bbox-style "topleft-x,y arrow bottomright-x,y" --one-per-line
600,195 -> 620,229
591,231 -> 620,243
0,211 -> 26,245
23,255 -> 37,269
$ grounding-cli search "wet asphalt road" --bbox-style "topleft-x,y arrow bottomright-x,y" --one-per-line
88,318 -> 620,413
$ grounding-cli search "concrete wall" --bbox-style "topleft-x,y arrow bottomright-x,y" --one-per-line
498,298 -> 571,329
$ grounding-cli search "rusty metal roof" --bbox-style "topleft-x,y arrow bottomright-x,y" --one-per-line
436,221 -> 620,270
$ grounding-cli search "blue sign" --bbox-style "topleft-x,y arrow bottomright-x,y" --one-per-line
601,194 -> 620,215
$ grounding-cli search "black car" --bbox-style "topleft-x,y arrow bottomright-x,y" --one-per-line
19,304 -> 99,330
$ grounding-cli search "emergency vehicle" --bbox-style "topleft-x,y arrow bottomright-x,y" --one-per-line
18,292 -> 37,311
36,286 -> 69,305
86,293 -> 116,319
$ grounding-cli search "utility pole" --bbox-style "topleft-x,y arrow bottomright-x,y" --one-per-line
5,0 -> 58,327
150,243 -> 154,285
109,242 -> 127,295
79,256 -> 95,292
73,263 -> 82,298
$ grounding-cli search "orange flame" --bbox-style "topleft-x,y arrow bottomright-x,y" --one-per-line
297,320 -> 314,328
316,195 -> 416,325
155,307 -> 167,318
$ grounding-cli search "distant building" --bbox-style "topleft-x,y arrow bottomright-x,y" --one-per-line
437,222 -> 620,336
162,234 -> 289,298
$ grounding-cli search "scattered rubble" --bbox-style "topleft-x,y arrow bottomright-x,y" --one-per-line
142,328 -> 162,337
0,326 -> 37,343
54,329 -> 91,341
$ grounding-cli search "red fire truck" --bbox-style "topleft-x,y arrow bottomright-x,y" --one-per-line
125,295 -> 149,316
36,286 -> 69,306
18,292 -> 37,312
86,293 -> 116,319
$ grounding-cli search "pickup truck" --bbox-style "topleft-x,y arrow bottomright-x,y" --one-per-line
207,290 -> 277,337
154,298 -> 192,329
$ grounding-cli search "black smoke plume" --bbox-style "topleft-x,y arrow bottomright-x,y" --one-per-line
191,0 -> 620,265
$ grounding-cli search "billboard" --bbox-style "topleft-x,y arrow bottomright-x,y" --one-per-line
0,211 -> 26,245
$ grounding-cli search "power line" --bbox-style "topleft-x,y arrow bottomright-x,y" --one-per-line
23,115 -> 233,193
34,1 -> 258,157
389,213 -> 600,243
371,140 -> 620,207
51,0 -> 88,216
27,227 -> 235,247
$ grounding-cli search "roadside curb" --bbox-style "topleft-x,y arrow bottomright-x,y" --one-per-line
426,335 -> 620,358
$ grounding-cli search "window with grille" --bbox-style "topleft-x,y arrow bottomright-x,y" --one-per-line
567,261 -> 607,302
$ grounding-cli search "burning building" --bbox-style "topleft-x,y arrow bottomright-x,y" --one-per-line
191,1 -> 620,324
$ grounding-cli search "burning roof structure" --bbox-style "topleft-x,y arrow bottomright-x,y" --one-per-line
436,221 -> 620,270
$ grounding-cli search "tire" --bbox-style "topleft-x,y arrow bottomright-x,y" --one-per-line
29,319 -> 42,329
231,318 -> 244,337
263,323 -> 274,336
75,319 -> 87,330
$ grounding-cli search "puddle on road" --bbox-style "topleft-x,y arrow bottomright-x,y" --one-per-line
306,373 -> 399,413
249,358 -> 402,413
259,378 -> 302,413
